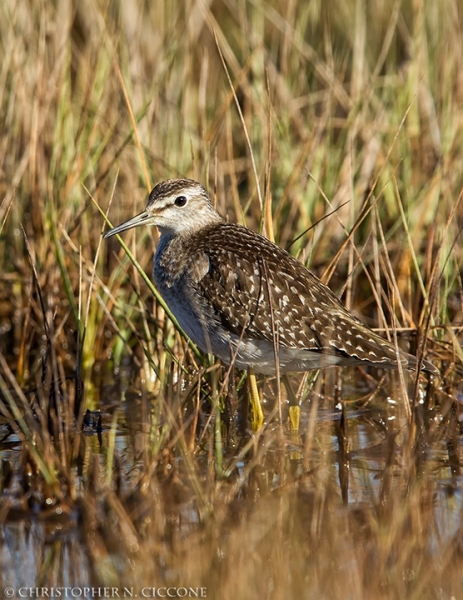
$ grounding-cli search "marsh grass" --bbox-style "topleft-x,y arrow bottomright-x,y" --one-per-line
1,0 -> 463,597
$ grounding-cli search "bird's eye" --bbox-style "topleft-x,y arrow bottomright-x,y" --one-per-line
174,195 -> 188,207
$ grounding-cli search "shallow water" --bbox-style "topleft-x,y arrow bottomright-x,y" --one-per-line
1,367 -> 462,599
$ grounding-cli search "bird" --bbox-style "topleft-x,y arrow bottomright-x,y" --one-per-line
104,178 -> 437,429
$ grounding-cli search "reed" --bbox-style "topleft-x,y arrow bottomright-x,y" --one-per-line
0,0 -> 462,597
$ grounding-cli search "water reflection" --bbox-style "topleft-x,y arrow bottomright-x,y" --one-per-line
0,366 -> 462,597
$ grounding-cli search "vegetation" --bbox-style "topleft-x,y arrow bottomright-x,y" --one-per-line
0,0 -> 462,597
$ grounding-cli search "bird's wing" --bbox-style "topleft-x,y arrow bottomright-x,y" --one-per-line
187,223 -> 410,368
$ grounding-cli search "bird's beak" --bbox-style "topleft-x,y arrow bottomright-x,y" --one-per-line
104,209 -> 156,239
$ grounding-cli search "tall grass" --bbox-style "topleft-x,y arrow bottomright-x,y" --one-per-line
0,0 -> 462,597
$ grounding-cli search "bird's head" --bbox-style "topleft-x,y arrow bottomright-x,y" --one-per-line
104,178 -> 222,239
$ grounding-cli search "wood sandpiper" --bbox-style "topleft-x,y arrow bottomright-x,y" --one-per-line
104,178 -> 437,429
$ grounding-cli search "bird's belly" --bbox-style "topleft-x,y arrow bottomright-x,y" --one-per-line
226,336 -> 360,374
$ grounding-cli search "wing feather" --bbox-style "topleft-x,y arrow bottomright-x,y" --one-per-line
183,223 -> 409,368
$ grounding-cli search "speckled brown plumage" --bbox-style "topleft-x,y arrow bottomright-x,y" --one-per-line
105,178 -> 437,376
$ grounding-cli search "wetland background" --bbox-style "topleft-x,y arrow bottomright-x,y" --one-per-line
1,0 -> 463,598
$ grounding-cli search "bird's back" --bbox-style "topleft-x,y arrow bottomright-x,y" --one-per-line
155,221 -> 435,374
